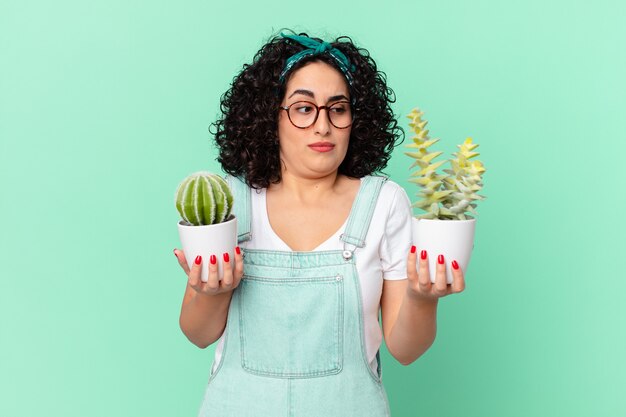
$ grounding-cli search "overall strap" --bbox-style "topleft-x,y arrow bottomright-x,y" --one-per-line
340,175 -> 388,251
226,175 -> 252,244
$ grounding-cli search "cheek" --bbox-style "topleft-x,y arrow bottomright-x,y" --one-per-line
277,113 -> 295,140
340,130 -> 352,148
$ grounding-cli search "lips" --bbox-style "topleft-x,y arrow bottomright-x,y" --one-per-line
308,142 -> 335,152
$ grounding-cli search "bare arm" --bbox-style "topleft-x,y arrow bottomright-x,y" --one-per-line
381,279 -> 438,365
381,247 -> 465,365
175,248 -> 244,348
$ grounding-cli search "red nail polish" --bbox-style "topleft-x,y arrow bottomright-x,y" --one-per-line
452,260 -> 459,270
235,246 -> 241,255
194,255 -> 202,265
421,250 -> 427,260
223,253 -> 230,263
438,255 -> 444,264
210,255 -> 217,265
410,245 -> 416,254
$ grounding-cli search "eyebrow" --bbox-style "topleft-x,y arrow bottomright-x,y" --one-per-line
288,89 -> 349,102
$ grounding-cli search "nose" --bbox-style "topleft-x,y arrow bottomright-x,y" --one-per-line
313,107 -> 331,136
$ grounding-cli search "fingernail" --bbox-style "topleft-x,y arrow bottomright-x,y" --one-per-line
421,250 -> 427,260
210,255 -> 217,265
235,246 -> 241,255
452,260 -> 459,270
223,253 -> 230,263
194,255 -> 202,265
438,254 -> 444,264
173,249 -> 177,258
410,245 -> 416,254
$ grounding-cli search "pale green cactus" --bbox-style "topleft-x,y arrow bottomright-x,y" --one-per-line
441,138 -> 486,219
405,108 -> 486,220
175,172 -> 234,226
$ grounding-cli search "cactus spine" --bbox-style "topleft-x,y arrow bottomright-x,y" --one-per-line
405,108 -> 486,220
175,172 -> 234,226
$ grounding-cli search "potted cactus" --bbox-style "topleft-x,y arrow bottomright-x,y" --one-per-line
175,171 -> 237,282
405,108 -> 486,283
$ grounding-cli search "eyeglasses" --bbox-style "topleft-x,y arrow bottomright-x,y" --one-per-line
279,100 -> 353,129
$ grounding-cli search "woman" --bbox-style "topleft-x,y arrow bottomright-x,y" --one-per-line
173,31 -> 465,416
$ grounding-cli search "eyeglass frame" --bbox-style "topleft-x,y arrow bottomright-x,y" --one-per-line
279,100 -> 353,129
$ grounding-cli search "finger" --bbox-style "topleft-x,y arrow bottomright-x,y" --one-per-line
188,255 -> 202,290
433,254 -> 448,296
450,259 -> 465,293
204,254 -> 219,293
220,252 -> 234,290
232,246 -> 244,287
174,249 -> 191,275
407,246 -> 418,281
418,250 -> 431,292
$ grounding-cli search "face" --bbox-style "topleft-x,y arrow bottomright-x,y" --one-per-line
277,61 -> 352,180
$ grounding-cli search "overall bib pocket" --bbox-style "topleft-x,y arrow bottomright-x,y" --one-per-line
238,274 -> 344,378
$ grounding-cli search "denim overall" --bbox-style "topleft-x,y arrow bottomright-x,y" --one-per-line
198,176 -> 391,417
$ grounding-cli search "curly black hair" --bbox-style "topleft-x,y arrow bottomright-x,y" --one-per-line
211,31 -> 404,189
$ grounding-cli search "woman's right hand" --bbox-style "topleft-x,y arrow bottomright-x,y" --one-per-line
174,247 -> 244,296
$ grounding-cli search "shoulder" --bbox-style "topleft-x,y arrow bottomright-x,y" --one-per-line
375,178 -> 412,213
364,177 -> 413,237
379,178 -> 407,194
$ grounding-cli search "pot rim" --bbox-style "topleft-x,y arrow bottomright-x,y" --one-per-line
413,217 -> 476,223
177,214 -> 236,227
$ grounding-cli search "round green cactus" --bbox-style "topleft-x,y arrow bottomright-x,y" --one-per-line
175,172 -> 234,225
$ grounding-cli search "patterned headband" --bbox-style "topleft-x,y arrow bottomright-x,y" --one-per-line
279,33 -> 355,85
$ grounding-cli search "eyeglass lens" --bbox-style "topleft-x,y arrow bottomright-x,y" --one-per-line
287,101 -> 352,129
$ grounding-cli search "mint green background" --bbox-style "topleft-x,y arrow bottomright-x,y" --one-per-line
1,1 -> 625,416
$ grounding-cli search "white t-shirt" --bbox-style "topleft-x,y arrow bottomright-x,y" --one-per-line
211,179 -> 413,375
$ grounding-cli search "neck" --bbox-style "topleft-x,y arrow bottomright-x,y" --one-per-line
271,170 -> 342,202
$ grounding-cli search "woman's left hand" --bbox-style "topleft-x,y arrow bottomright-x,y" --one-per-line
406,245 -> 465,301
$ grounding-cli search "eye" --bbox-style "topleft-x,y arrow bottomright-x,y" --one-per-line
294,103 -> 315,114
330,102 -> 349,114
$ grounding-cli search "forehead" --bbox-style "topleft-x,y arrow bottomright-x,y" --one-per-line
284,61 -> 349,99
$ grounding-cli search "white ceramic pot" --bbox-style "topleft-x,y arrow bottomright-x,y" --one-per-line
177,216 -> 237,282
412,218 -> 476,284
